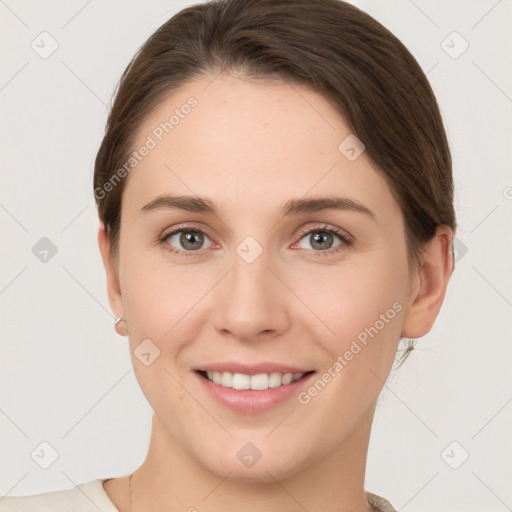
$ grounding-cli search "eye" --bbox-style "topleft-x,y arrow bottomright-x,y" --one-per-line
294,224 -> 353,256
159,223 -> 353,258
160,226 -> 213,256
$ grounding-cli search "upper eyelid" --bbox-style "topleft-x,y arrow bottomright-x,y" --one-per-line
160,222 -> 211,239
295,224 -> 351,240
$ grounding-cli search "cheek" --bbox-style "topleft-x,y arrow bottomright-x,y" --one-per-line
119,254 -> 203,417
298,254 -> 406,348
120,241 -> 193,321
292,260 -> 406,435
119,247 -> 217,364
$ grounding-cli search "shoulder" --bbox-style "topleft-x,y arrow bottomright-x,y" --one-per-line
365,491 -> 397,512
0,479 -> 119,512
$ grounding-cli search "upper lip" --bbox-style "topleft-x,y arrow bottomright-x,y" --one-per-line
195,362 -> 313,375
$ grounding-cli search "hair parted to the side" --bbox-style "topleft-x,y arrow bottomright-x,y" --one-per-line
94,0 -> 456,363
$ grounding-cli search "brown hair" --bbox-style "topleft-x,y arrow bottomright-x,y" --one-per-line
94,0 -> 456,290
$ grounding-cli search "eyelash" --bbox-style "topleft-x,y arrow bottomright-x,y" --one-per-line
158,223 -> 353,258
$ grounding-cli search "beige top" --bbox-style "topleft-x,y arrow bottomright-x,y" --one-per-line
0,478 -> 397,511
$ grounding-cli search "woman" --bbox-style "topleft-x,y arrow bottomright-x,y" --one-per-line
0,0 -> 455,510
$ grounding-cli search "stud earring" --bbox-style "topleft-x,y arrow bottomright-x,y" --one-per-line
114,317 -> 128,336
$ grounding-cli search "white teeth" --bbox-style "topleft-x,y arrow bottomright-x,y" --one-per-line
203,370 -> 306,390
268,372 -> 282,388
220,372 -> 233,387
232,373 -> 251,390
281,373 -> 293,385
250,373 -> 269,390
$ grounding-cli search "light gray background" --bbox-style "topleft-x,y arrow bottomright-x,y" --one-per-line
1,1 -> 511,510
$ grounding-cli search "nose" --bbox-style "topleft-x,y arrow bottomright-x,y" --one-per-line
210,247 -> 291,342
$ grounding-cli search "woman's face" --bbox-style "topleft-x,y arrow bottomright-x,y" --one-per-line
108,72 -> 415,481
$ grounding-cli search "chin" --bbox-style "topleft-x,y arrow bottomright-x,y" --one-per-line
194,440 -> 309,483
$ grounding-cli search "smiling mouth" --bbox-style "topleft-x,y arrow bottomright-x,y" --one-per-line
196,370 -> 315,391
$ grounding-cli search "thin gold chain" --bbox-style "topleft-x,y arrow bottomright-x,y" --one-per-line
129,472 -> 133,512
128,470 -> 380,512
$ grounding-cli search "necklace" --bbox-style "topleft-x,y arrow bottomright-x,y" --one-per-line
129,472 -> 133,512
128,470 -> 380,512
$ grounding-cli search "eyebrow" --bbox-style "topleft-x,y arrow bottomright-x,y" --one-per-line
140,193 -> 375,220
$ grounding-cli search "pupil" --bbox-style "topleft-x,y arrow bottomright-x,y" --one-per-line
311,232 -> 332,250
181,231 -> 203,250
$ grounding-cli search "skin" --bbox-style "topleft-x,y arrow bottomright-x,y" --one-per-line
98,71 -> 453,512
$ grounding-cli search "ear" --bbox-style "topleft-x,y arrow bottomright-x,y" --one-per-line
401,225 -> 454,339
98,222 -> 125,320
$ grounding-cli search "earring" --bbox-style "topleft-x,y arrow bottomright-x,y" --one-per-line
114,317 -> 128,336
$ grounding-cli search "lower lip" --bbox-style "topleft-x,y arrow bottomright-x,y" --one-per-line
195,371 -> 316,414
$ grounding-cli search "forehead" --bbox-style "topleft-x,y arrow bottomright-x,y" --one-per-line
123,72 -> 398,219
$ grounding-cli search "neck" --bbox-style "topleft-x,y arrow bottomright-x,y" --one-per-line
131,406 -> 377,512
